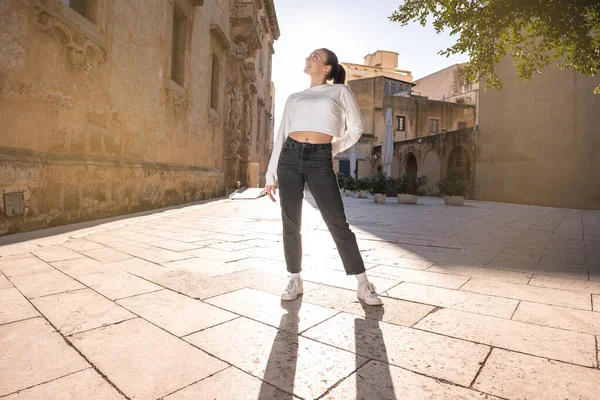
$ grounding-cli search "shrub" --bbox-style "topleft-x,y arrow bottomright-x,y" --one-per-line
436,173 -> 469,197
355,177 -> 370,192
367,171 -> 389,195
395,174 -> 429,196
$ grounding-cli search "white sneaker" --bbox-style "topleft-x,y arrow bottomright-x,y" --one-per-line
357,282 -> 383,306
281,278 -> 303,301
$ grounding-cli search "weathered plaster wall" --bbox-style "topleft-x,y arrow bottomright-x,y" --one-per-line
476,57 -> 600,209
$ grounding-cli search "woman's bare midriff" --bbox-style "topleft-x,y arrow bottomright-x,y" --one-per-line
288,131 -> 333,144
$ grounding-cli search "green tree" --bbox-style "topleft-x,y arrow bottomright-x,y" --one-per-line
390,0 -> 600,93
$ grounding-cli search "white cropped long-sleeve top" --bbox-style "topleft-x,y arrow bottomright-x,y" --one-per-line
265,83 -> 364,186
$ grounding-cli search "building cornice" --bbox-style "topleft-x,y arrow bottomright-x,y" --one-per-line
263,0 -> 280,40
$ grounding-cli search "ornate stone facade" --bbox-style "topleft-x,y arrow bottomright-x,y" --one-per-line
0,0 -> 279,235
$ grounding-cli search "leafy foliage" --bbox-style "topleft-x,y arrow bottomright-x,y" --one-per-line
436,173 -> 469,197
355,177 -> 370,192
394,174 -> 430,196
390,0 -> 600,93
367,171 -> 391,195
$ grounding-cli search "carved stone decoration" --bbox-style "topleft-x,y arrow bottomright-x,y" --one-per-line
210,24 -> 231,50
223,0 -> 273,188
33,2 -> 107,71
165,88 -> 189,110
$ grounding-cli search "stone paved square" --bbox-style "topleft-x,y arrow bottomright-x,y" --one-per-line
1,195 -> 599,399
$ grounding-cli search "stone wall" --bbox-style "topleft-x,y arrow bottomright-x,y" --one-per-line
0,0 -> 279,235
476,57 -> 600,209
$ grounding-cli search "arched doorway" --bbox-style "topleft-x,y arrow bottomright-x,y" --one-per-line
405,153 -> 417,177
422,150 -> 441,193
447,146 -> 470,179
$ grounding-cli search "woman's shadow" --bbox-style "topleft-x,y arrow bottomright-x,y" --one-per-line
258,298 -> 302,399
354,302 -> 397,400
257,298 -> 397,399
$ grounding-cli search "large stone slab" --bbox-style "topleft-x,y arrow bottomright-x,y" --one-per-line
185,317 -> 367,399
77,270 -> 162,300
371,257 -> 436,271
117,289 -> 237,337
302,312 -> 489,386
112,257 -> 170,279
0,288 -> 40,324
0,318 -> 89,397
129,247 -> 193,264
162,257 -> 246,277
416,308 -> 596,367
208,241 -> 254,252
368,265 -> 469,289
486,259 -> 590,280
388,282 -> 519,319
301,284 -> 434,326
205,288 -> 337,333
220,268 -> 321,297
10,270 -> 85,299
144,269 -> 246,299
61,239 -> 106,252
460,278 -> 591,310
184,247 -> 249,263
0,256 -> 54,277
32,289 -> 134,336
529,274 -> 600,294
81,247 -> 133,263
0,274 -> 12,289
301,267 -> 399,293
163,367 -> 288,400
51,257 -> 123,277
512,301 -> 600,335
148,239 -> 203,252
70,318 -> 226,400
327,360 -> 500,400
474,349 -> 600,400
2,368 -> 124,400
427,263 -> 532,284
31,246 -> 83,262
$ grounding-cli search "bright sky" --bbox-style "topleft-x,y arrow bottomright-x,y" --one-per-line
271,0 -> 469,134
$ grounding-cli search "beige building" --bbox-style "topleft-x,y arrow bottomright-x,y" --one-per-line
342,50 -> 413,83
413,63 -> 480,124
476,58 -> 600,209
0,0 -> 279,235
334,75 -> 476,192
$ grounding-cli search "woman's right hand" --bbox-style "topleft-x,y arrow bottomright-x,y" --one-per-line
266,185 -> 277,203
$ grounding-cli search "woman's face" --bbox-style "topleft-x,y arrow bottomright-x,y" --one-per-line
304,49 -> 330,77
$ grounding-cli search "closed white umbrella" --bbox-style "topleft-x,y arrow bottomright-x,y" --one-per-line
349,144 -> 357,179
382,107 -> 393,176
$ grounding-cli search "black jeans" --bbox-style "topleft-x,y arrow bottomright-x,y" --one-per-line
277,137 -> 366,275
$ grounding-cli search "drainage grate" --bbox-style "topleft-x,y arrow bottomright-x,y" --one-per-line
3,192 -> 24,217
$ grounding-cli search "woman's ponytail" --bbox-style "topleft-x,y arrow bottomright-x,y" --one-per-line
321,48 -> 346,84
332,64 -> 346,84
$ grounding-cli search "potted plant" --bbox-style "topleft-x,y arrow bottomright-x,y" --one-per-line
396,174 -> 428,204
368,171 -> 388,203
355,177 -> 369,198
344,176 -> 356,196
436,173 -> 468,205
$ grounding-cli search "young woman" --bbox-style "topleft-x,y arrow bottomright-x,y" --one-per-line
265,48 -> 382,306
